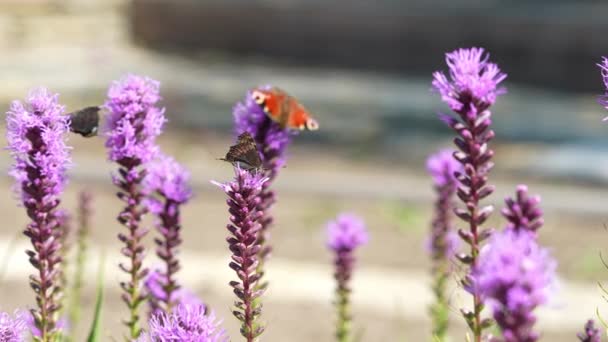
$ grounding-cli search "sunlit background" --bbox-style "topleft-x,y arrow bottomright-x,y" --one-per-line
1,1 -> 608,341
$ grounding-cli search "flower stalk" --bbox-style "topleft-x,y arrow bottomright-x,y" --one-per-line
427,149 -> 461,340
213,167 -> 268,342
326,213 -> 369,342
144,155 -> 192,315
432,47 -> 506,341
6,88 -> 71,341
104,74 -> 166,339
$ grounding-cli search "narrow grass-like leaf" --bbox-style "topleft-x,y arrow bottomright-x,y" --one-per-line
87,253 -> 105,342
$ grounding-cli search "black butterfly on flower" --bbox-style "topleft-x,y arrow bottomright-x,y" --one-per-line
219,132 -> 263,171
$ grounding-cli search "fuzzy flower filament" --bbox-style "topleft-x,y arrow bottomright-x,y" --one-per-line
427,149 -> 461,340
138,303 -> 228,342
105,74 -> 166,339
0,310 -> 27,342
432,47 -> 506,341
233,87 -> 292,289
501,185 -> 543,235
144,155 -> 192,315
470,230 -> 556,342
6,88 -> 71,341
326,213 -> 369,342
213,167 -> 268,342
597,57 -> 608,120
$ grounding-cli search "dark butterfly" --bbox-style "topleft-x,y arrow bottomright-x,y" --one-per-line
67,106 -> 100,137
219,132 -> 263,170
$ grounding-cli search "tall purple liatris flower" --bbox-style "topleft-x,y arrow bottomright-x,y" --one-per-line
144,154 -> 192,315
138,303 -> 228,342
501,185 -> 543,235
326,213 -> 369,342
105,74 -> 166,339
0,310 -> 27,342
470,229 -> 556,342
212,167 -> 268,342
233,87 -> 292,287
6,88 -> 71,341
432,47 -> 506,341
427,149 -> 461,340
577,320 -> 601,342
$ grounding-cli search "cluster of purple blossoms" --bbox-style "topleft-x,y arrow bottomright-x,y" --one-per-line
470,229 -> 556,342
137,303 -> 227,342
0,310 -> 27,342
233,86 -> 292,287
105,74 -> 166,338
144,154 -> 193,314
144,270 -> 203,318
426,149 -> 462,339
213,167 -> 268,342
502,185 -> 543,235
326,213 -> 369,342
432,47 -> 506,340
6,88 -> 71,340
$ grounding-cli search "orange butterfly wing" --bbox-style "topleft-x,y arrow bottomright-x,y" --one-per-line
251,87 -> 318,130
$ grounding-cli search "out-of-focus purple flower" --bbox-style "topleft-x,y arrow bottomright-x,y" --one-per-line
144,270 -> 203,318
105,74 -> 166,339
212,167 -> 268,341
139,304 -> 228,342
233,86 -> 293,291
426,149 -> 461,187
144,155 -> 192,315
104,74 -> 166,164
326,213 -> 369,252
427,149 -> 462,339
233,86 -> 291,175
432,47 -> 506,112
325,213 -> 368,342
0,310 -> 27,342
6,88 -> 71,340
25,312 -> 68,339
577,320 -> 601,342
502,185 -> 543,235
470,229 -> 557,342
144,154 -> 192,205
597,57 -> 608,120
432,47 -> 506,339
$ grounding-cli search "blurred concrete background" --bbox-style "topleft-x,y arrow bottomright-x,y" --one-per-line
1,0 -> 608,341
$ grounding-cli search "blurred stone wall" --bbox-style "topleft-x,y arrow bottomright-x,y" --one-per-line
0,0 -> 128,50
131,0 -> 608,93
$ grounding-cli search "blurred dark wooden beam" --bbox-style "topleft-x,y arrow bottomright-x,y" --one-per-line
131,0 -> 608,92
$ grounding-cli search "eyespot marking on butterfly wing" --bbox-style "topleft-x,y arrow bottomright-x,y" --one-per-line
305,118 -> 319,130
251,90 -> 266,105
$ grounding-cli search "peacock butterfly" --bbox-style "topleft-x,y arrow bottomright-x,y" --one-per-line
67,106 -> 100,137
250,87 -> 319,131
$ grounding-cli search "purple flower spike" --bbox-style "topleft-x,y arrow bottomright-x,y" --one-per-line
432,47 -> 506,341
144,155 -> 192,315
104,74 -> 166,338
233,86 -> 293,289
470,229 -> 556,342
578,320 -> 601,342
597,57 -> 608,120
502,185 -> 543,235
427,149 -> 462,339
105,74 -> 166,164
139,303 -> 228,342
6,88 -> 71,341
326,213 -> 368,342
212,167 -> 268,342
432,47 -> 506,112
0,310 -> 27,342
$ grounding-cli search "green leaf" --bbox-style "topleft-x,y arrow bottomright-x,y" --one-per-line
86,253 -> 105,342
